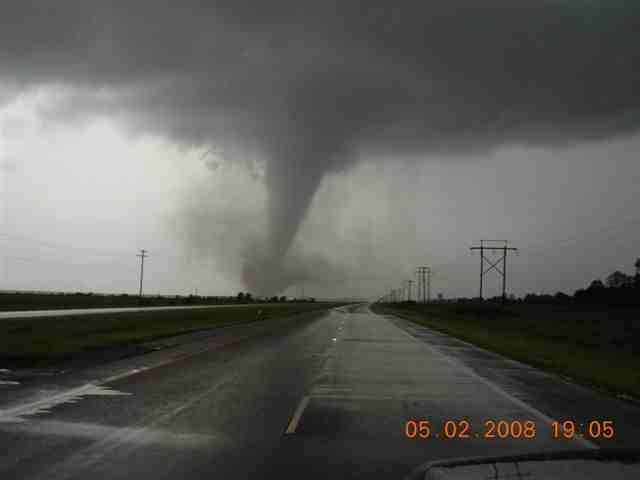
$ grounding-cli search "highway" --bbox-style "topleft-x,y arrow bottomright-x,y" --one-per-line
0,304 -> 257,320
1,304 -> 639,479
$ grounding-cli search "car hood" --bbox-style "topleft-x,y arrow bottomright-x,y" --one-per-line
405,448 -> 640,480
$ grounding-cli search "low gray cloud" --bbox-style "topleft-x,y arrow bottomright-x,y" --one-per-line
1,1 -> 638,294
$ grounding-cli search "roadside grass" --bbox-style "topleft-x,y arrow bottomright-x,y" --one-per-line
0,303 -> 344,367
0,291 -> 262,311
372,302 -> 640,399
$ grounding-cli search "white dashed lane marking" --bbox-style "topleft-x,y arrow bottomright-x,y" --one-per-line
284,396 -> 311,434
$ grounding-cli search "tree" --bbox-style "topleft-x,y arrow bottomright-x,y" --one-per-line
554,292 -> 571,304
588,279 -> 605,290
237,292 -> 245,301
606,271 -> 633,288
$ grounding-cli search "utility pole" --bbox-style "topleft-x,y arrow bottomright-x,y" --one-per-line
416,266 -> 431,303
406,280 -> 414,302
470,240 -> 517,301
137,249 -> 148,297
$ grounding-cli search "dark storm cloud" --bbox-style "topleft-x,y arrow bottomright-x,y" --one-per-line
2,1 -> 639,294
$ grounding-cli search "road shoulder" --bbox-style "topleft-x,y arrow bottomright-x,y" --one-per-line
378,309 -> 640,449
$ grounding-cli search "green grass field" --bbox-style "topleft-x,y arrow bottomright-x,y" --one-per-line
372,302 -> 640,399
0,303 -> 345,367
0,291 -> 270,311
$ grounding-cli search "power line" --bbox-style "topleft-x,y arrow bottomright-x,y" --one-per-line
0,232 -> 185,264
470,240 -> 518,301
0,232 -> 133,258
416,266 -> 431,303
520,214 -> 640,257
406,279 -> 414,301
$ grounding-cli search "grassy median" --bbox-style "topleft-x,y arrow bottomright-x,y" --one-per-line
372,302 -> 640,399
0,303 -> 344,367
0,291 -> 258,311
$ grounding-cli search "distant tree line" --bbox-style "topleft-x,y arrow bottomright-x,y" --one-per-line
249,294 -> 316,303
432,257 -> 640,307
521,257 -> 640,307
0,289 -> 316,311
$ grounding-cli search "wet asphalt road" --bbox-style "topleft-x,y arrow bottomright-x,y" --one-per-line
1,304 -> 639,479
0,304 -> 257,320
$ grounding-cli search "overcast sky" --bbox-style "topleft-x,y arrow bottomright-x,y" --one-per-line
0,1 -> 639,299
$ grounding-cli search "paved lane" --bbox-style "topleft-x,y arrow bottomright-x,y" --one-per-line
1,304 -> 638,479
0,304 -> 257,320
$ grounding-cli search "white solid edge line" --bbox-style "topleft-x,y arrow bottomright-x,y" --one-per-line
373,308 -> 598,450
0,343 -> 228,421
0,384 -> 126,422
285,396 -> 311,434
